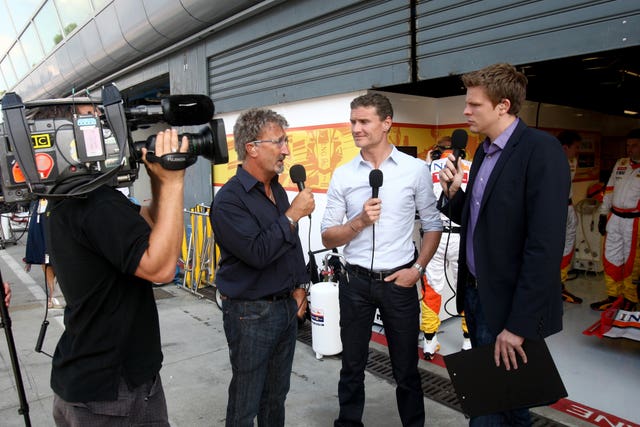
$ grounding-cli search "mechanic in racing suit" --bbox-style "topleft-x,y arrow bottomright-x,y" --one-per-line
421,137 -> 471,359
558,130 -> 583,304
592,128 -> 640,311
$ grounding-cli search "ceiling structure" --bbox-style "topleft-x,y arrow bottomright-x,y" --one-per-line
383,46 -> 640,119
117,46 -> 640,122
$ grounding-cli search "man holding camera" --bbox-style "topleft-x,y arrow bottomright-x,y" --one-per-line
45,127 -> 188,426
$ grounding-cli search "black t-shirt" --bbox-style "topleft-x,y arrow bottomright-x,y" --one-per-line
45,186 -> 163,402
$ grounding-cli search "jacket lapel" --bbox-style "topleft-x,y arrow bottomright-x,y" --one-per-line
462,144 -> 486,224
478,120 -> 527,214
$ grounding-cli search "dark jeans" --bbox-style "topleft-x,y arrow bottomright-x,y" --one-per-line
334,272 -> 424,427
53,375 -> 168,427
222,297 -> 298,427
464,286 -> 532,427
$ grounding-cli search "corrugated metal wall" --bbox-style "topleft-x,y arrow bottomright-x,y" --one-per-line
206,0 -> 640,114
207,0 -> 412,113
417,0 -> 640,79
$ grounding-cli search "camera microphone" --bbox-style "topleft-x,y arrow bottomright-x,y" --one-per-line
369,169 -> 383,198
124,95 -> 213,126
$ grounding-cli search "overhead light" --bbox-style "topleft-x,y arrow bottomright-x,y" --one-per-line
621,69 -> 640,78
624,110 -> 638,115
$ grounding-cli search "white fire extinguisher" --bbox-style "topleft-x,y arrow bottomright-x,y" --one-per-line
309,252 -> 344,360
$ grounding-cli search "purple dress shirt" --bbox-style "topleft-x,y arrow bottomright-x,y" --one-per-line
466,118 -> 519,276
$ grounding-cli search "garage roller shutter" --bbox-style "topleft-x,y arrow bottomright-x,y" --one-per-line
208,0 -> 412,113
417,0 -> 640,79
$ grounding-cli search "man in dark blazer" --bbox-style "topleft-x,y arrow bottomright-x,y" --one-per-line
439,63 -> 570,426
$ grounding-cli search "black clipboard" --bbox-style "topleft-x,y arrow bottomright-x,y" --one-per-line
443,339 -> 567,417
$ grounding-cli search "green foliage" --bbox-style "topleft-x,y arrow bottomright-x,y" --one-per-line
53,22 -> 78,44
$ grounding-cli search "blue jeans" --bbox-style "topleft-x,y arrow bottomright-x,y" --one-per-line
464,287 -> 532,427
222,297 -> 298,427
334,272 -> 424,427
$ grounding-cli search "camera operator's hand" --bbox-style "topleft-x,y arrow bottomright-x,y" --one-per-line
598,214 -> 607,236
137,129 -> 188,284
285,188 -> 315,222
142,129 -> 189,178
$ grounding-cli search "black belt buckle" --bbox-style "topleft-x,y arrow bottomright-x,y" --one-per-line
262,291 -> 291,301
370,270 -> 387,281
220,291 -> 291,302
346,262 -> 411,281
347,264 -> 382,280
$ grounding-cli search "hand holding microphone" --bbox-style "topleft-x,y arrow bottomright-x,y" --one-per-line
288,164 -> 314,222
439,129 -> 468,198
451,128 -> 468,165
357,169 -> 383,227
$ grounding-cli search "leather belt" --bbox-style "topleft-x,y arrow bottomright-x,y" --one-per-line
346,261 -> 414,281
258,291 -> 292,301
219,290 -> 292,302
443,226 -> 461,233
611,207 -> 640,218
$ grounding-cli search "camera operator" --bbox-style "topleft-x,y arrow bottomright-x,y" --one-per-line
44,126 -> 188,426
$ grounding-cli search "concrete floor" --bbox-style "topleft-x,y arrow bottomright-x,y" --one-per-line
0,236 -> 623,427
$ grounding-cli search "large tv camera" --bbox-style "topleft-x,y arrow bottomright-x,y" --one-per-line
0,83 -> 228,204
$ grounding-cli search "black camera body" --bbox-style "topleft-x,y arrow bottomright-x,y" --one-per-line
0,84 -> 228,203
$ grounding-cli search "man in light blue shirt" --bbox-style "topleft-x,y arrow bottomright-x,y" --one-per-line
321,92 -> 442,427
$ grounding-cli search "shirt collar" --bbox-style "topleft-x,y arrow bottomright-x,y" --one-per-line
236,165 -> 279,193
483,118 -> 519,154
357,144 -> 400,169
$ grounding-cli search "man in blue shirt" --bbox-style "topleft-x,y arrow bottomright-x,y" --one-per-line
321,93 -> 442,427
210,108 -> 315,426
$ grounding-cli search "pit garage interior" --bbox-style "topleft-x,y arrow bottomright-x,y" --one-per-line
382,44 -> 640,176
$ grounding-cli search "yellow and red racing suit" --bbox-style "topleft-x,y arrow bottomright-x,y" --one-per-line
421,155 -> 471,335
599,157 -> 640,302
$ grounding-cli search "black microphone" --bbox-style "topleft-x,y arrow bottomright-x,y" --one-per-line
451,129 -> 468,164
290,164 -> 310,219
290,164 -> 306,191
35,320 -> 49,353
369,169 -> 383,198
446,129 -> 468,195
